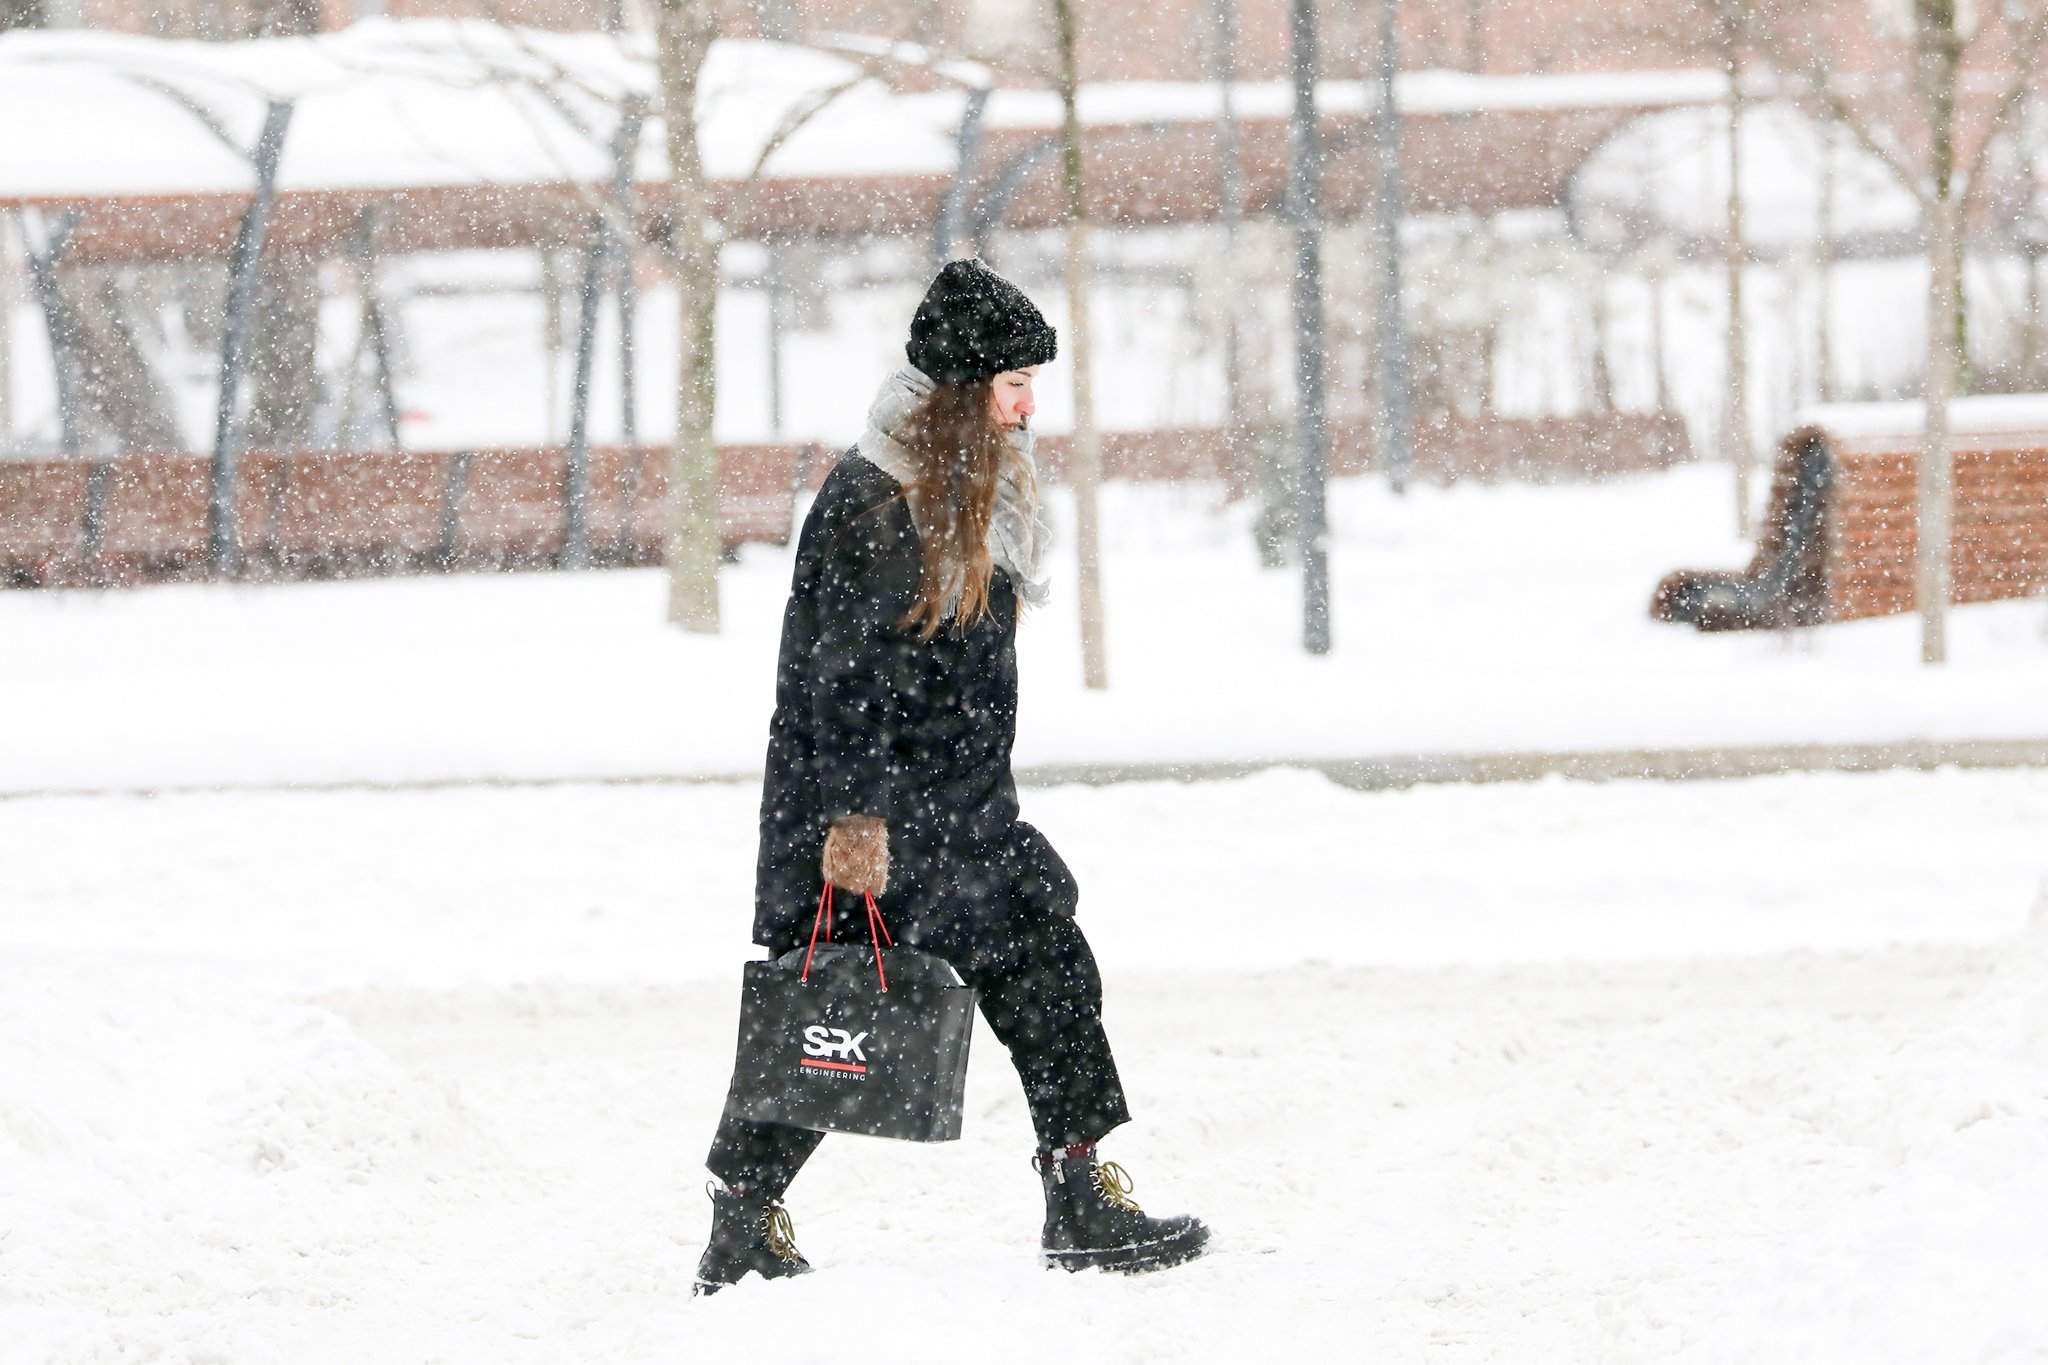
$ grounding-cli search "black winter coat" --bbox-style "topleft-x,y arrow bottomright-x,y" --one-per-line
752,453 -> 1077,964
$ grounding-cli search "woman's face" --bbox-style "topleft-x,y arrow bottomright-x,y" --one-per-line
988,366 -> 1040,431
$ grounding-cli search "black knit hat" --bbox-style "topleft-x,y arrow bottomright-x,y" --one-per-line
905,259 -> 1058,386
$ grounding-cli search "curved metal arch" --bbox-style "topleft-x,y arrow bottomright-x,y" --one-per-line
935,84 -> 992,263
967,136 -> 1061,260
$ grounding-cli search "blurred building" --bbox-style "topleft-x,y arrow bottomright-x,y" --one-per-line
14,0 -> 1783,83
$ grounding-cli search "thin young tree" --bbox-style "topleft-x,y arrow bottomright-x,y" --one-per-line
1050,0 -> 1110,689
1585,0 -> 1769,533
1717,2 -> 1756,537
1774,0 -> 2048,663
245,0 -> 323,456
1203,0 -> 1255,503
654,0 -> 722,631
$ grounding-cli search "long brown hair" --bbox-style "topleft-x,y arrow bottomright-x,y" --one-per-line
893,378 -> 1013,640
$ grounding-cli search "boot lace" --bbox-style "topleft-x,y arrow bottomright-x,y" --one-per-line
1091,1160 -> 1143,1214
761,1202 -> 804,1265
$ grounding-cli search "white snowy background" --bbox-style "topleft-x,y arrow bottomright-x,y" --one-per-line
5,766 -> 2048,1363
5,23 -> 2048,1365
5,468 -> 2048,1362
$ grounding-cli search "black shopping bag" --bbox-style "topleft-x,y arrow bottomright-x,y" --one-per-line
722,887 -> 977,1143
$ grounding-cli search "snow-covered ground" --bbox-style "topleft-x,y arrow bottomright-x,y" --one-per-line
4,463 -> 2045,797
5,767 -> 2047,1362
6,28 -> 2044,1358
7,422 -> 2044,1360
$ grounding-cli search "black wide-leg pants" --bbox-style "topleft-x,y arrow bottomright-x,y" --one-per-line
706,910 -> 1131,1197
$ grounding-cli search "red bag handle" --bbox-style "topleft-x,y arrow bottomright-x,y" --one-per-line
801,881 -> 894,993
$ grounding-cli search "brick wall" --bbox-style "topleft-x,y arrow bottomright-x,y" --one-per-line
0,413 -> 1690,589
60,0 -> 1736,81
0,444 -> 816,588
1828,443 -> 2048,622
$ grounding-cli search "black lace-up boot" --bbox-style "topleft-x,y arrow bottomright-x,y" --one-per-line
691,1182 -> 812,1296
1036,1144 -> 1210,1274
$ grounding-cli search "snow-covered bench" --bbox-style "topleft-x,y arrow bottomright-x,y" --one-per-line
1651,400 -> 2048,630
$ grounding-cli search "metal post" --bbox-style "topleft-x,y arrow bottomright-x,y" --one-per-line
617,237 -> 639,453
17,211 -> 106,576
968,140 -> 1061,260
613,98 -> 645,561
938,86 -> 992,263
350,209 -> 404,450
565,99 -> 645,570
1206,0 -> 1251,498
1287,0 -> 1331,655
16,211 -> 82,456
438,448 -> 471,568
563,223 -> 605,568
1369,0 -> 1413,493
758,0 -> 795,39
209,100 -> 294,576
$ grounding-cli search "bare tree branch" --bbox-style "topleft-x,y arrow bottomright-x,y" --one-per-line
116,71 -> 244,156
1960,4 -> 2048,210
746,73 -> 871,181
1771,26 -> 1930,205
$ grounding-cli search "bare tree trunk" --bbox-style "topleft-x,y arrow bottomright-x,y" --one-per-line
541,246 -> 567,442
1723,49 -> 1754,536
1917,0 -> 1964,666
656,0 -> 722,632
2023,244 -> 2044,386
1588,277 -> 1615,412
1052,0 -> 1108,690
1368,0 -> 1413,493
1922,189 -> 1958,664
1816,124 -> 1837,402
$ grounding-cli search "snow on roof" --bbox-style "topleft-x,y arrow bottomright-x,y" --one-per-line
918,67 -> 1726,132
0,20 -> 1726,204
1570,102 -> 1922,254
0,19 -> 958,200
803,29 -> 993,91
1801,393 -> 2048,441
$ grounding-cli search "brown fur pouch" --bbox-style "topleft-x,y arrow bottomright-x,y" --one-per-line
822,815 -> 890,896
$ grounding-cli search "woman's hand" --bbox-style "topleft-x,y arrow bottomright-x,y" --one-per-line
822,816 -> 890,896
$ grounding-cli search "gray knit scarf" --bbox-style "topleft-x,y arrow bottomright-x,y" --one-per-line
855,364 -> 1052,613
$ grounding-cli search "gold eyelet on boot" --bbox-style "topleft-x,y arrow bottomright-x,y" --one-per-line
761,1202 -> 804,1265
1091,1161 -> 1143,1214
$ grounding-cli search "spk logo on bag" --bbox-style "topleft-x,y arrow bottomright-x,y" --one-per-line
800,1025 -> 870,1076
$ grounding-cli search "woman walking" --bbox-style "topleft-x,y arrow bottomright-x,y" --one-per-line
694,259 -> 1209,1293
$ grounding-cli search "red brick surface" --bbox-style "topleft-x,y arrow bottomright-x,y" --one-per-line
1,415 -> 1689,589
1828,446 -> 2048,622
